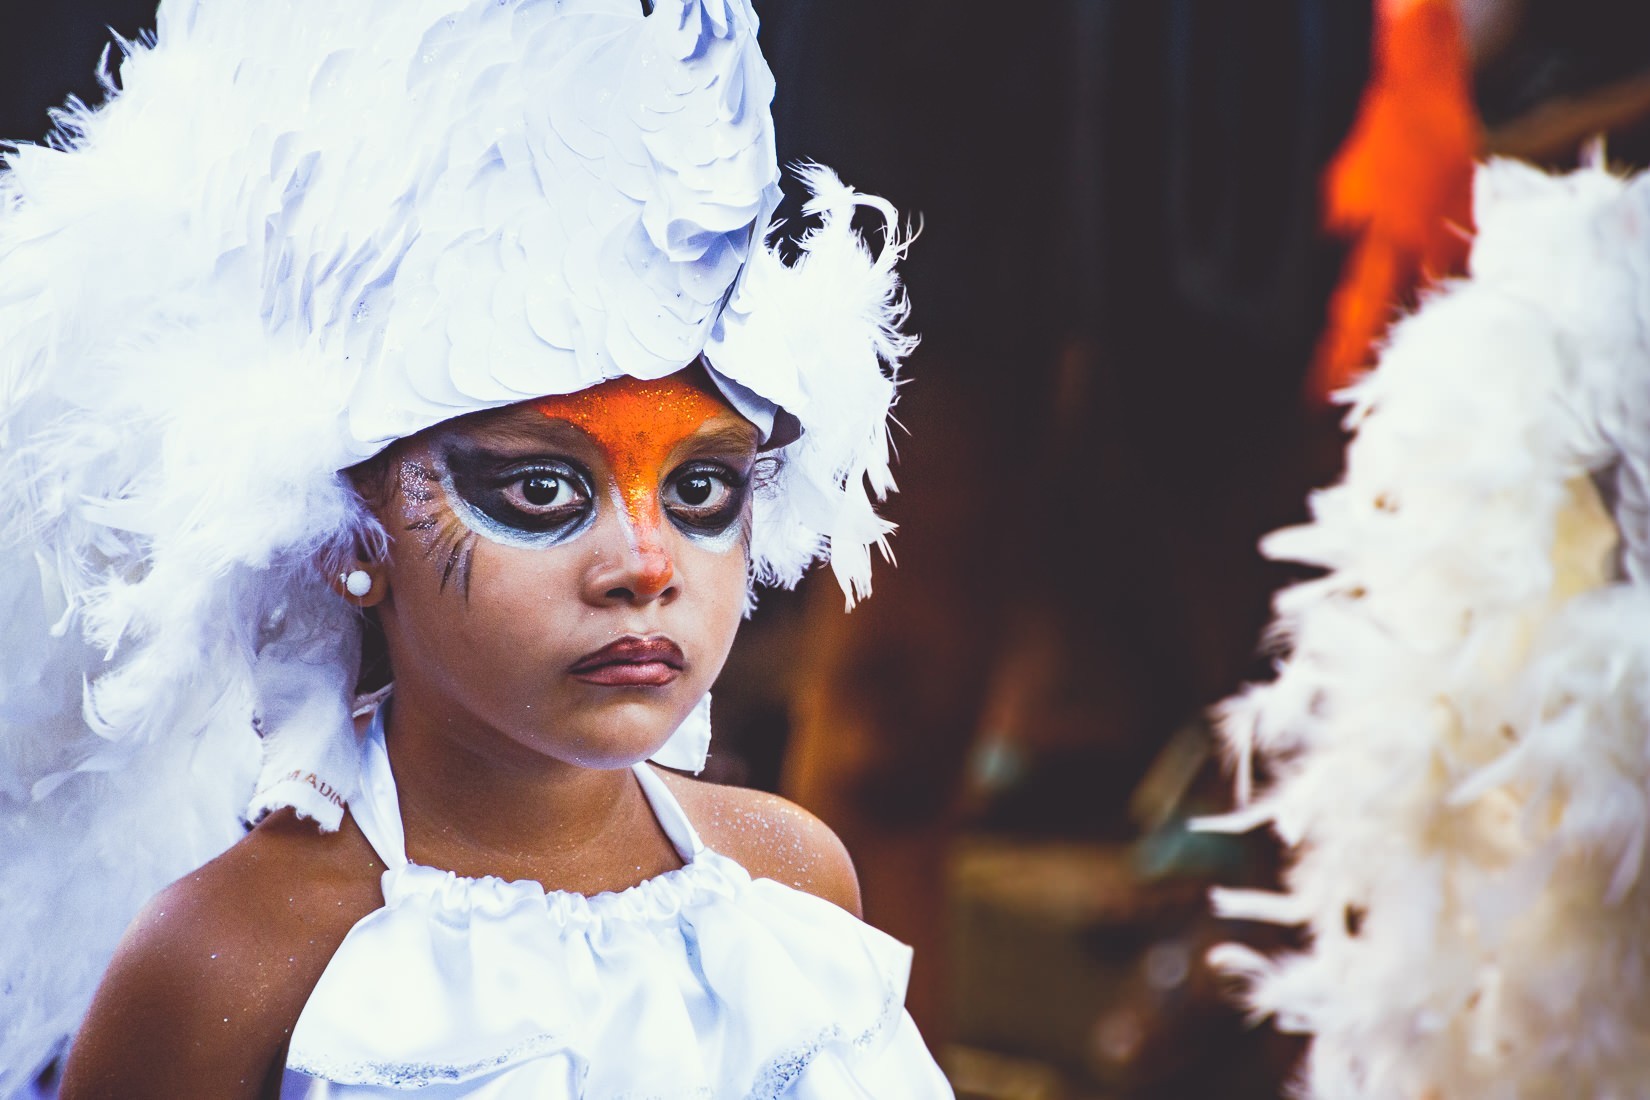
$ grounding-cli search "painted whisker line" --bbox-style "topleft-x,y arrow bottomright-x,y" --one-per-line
459,536 -> 477,599
417,510 -> 478,599
440,531 -> 478,598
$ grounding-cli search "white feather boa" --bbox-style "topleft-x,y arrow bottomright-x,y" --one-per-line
0,0 -> 910,1089
1203,160 -> 1650,1098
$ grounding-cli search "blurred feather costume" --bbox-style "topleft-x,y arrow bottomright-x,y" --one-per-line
1204,158 -> 1650,1097
0,0 -> 914,1089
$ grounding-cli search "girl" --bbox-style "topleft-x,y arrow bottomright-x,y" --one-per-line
0,0 -> 951,1096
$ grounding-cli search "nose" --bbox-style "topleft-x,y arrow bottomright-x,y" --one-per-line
584,507 -> 677,605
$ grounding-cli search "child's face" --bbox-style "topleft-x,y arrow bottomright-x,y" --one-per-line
366,369 -> 759,768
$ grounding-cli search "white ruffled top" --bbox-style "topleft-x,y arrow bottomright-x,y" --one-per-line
280,710 -> 953,1098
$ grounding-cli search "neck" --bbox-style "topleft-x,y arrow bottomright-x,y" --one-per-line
376,685 -> 682,893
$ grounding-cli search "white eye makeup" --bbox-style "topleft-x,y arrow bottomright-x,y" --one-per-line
403,404 -> 759,590
437,445 -> 598,551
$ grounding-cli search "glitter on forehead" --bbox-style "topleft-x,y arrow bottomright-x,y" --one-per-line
535,375 -> 732,558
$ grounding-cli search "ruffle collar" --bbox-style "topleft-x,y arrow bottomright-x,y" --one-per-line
283,709 -> 935,1097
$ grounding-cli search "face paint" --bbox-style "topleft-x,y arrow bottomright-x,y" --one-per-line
400,458 -> 497,596
536,375 -> 750,566
438,450 -> 596,553
422,375 -> 753,593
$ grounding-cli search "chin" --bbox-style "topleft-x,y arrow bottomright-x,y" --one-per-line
542,697 -> 695,770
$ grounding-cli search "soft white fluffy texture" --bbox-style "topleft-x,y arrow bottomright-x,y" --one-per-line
1201,160 -> 1650,1098
712,162 -> 915,605
0,0 -> 910,1089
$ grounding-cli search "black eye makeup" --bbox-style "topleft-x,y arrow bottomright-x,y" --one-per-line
418,423 -> 755,569
439,445 -> 597,550
663,460 -> 750,539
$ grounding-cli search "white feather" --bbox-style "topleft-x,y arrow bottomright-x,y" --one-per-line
709,161 -> 916,607
1205,161 -> 1650,1098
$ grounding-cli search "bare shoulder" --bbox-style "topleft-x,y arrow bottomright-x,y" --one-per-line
654,769 -> 862,918
61,808 -> 384,1100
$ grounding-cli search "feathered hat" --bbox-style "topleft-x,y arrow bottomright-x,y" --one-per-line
0,0 -> 912,1087
1202,157 -> 1650,1098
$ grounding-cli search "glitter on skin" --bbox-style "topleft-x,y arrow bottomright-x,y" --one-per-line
536,375 -> 734,589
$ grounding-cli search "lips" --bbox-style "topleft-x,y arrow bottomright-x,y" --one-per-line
569,635 -> 685,687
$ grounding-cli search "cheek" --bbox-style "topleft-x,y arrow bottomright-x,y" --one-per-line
385,543 -> 585,711
672,534 -> 750,644
444,543 -> 586,645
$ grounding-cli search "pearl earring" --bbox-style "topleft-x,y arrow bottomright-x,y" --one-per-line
342,570 -> 374,598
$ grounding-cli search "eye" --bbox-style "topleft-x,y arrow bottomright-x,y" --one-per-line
508,472 -> 583,513
664,462 -> 748,534
441,448 -> 597,545
674,472 -> 723,508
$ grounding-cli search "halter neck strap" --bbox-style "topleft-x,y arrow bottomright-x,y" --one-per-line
349,707 -> 407,871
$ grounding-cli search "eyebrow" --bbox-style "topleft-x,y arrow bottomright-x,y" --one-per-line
443,413 -> 589,452
680,422 -> 761,457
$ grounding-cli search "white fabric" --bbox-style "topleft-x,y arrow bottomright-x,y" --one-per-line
280,708 -> 952,1098
647,692 -> 713,774
328,0 -> 783,458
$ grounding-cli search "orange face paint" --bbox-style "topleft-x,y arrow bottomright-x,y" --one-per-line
536,375 -> 736,587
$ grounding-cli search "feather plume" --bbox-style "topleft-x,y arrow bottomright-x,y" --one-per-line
709,161 -> 917,607
1203,160 -> 1650,1098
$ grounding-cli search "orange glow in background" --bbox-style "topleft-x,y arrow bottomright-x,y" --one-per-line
1308,0 -> 1479,402
536,375 -> 731,588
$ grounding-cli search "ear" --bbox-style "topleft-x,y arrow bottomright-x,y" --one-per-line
329,562 -> 390,608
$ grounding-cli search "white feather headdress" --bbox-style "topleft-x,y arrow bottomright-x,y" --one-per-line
0,0 -> 911,1088
1202,159 -> 1650,1098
